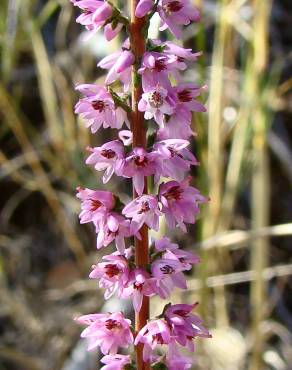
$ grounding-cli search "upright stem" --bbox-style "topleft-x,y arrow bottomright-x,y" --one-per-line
130,2 -> 150,370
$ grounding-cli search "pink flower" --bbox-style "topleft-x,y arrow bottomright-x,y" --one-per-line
157,105 -> 194,140
89,251 -> 130,299
76,187 -> 115,224
138,51 -> 177,90
74,84 -> 128,133
138,85 -> 175,126
135,0 -> 154,17
154,236 -> 179,252
103,22 -> 123,41
158,0 -> 200,39
165,343 -> 193,369
174,83 -> 207,113
154,139 -> 198,181
76,312 -> 133,354
163,40 -> 202,67
122,268 -> 155,312
159,178 -> 207,231
139,44 -> 201,89
98,46 -> 134,91
86,140 -> 125,183
122,195 -> 161,233
100,354 -> 132,370
151,258 -> 187,298
164,303 -> 211,350
95,213 -> 133,254
134,319 -> 171,361
121,148 -> 159,195
154,236 -> 200,270
71,1 -> 112,30
156,83 -> 206,139
118,130 -> 133,146
71,0 -> 124,41
163,248 -> 200,270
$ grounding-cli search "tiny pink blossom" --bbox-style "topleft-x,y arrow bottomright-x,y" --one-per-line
122,195 -> 161,233
158,0 -> 200,39
164,303 -> 211,351
71,0 -> 122,40
154,236 -> 200,269
118,130 -> 133,146
75,84 -> 128,133
86,140 -> 124,183
138,85 -> 175,126
100,354 -> 132,370
163,248 -> 200,270
134,319 -> 171,361
174,83 -> 207,113
154,236 -> 179,252
89,251 -> 130,299
71,1 -> 111,27
139,44 -> 201,90
151,257 -> 187,298
122,268 -> 155,312
163,40 -> 202,66
165,343 -> 193,369
159,177 -> 207,231
135,0 -> 154,17
157,105 -> 195,140
154,139 -> 198,181
138,51 -> 177,90
98,44 -> 134,90
95,213 -> 133,254
104,22 -> 123,41
121,148 -> 159,196
92,2 -> 112,23
76,312 -> 133,354
76,187 -> 115,224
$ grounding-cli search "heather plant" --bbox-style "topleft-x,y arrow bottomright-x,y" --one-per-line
71,0 -> 211,368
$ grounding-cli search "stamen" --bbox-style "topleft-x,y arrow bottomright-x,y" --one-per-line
138,201 -> 150,214
105,319 -> 121,330
178,89 -> 193,102
149,91 -> 164,108
105,264 -> 121,278
92,100 -> 107,112
101,149 -> 116,159
160,264 -> 175,274
90,199 -> 102,211
164,185 -> 183,201
133,156 -> 149,168
164,1 -> 184,15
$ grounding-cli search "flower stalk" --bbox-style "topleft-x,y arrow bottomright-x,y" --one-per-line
130,2 -> 150,368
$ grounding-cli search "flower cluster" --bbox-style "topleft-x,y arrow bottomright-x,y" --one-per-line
135,303 -> 211,363
89,237 -> 200,311
72,0 -> 210,368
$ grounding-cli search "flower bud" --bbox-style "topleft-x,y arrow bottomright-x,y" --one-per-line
135,0 -> 154,18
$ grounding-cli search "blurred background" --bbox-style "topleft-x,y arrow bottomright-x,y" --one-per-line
0,0 -> 291,369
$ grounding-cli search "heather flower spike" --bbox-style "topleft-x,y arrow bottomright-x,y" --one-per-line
72,0 -> 210,368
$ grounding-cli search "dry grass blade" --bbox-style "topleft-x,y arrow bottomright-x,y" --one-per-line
196,223 -> 292,250
0,150 -> 38,190
1,0 -> 21,80
29,22 -> 63,153
249,1 -> 272,368
200,0 -> 235,328
188,263 -> 292,290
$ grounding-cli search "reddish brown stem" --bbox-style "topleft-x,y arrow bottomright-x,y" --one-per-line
130,2 -> 150,370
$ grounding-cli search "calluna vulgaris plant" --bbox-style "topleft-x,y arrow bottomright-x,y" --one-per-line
72,0 -> 211,368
